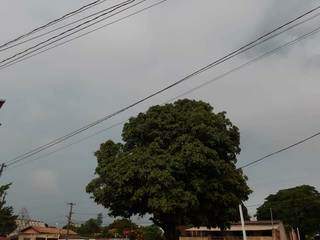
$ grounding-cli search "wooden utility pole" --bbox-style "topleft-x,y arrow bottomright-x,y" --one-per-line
66,203 -> 75,240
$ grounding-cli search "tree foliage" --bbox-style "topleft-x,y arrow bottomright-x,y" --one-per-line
77,214 -> 103,237
256,185 -> 320,239
0,183 -> 17,236
108,218 -> 137,231
87,99 -> 251,240
142,225 -> 164,240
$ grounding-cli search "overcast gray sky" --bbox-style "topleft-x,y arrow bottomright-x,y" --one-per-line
1,0 -> 320,225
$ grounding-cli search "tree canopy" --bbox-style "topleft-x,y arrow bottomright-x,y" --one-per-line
77,213 -> 103,237
142,225 -> 163,240
107,218 -> 137,232
101,218 -> 141,239
256,185 -> 320,239
87,99 -> 251,240
0,183 -> 17,236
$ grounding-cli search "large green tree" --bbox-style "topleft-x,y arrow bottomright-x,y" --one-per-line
256,185 -> 320,239
0,183 -> 17,236
87,99 -> 251,240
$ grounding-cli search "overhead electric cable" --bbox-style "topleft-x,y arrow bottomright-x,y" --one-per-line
3,0 -> 169,169
0,0 -> 111,49
238,131 -> 320,169
244,195 -> 320,210
7,121 -> 125,169
4,5 -> 320,168
0,0 -> 135,65
1,2 -> 320,69
169,13 -> 320,102
0,0 -> 134,52
6,23 -> 320,170
0,0 -> 167,71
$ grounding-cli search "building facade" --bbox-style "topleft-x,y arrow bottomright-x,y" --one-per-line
180,221 -> 289,240
10,226 -> 77,240
9,219 -> 47,238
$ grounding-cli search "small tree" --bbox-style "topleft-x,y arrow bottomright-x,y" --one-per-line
142,225 -> 163,240
257,185 -> 320,240
77,214 -> 103,237
107,218 -> 137,237
87,99 -> 251,240
0,184 -> 17,236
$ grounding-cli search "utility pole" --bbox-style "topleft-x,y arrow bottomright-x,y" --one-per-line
239,204 -> 247,240
66,203 -> 75,240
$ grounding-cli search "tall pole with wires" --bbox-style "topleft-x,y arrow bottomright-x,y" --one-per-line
66,203 -> 75,240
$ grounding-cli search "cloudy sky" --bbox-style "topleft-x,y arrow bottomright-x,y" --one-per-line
1,0 -> 320,226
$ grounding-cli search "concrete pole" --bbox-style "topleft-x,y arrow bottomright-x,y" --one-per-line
239,204 -> 247,240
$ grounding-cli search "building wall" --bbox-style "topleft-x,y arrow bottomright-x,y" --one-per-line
10,220 -> 46,237
17,234 -> 59,240
180,237 -> 273,240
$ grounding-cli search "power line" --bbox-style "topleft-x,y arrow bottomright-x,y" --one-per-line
3,0 -> 167,169
7,121 -> 125,169
4,8 -> 320,169
168,11 -> 320,102
0,0 -> 133,52
244,195 -> 320,211
6,22 -> 320,170
0,0 -> 167,71
4,5 -> 320,168
238,131 -> 320,170
1,1 -> 320,70
0,0 -> 136,65
0,0 -> 111,49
